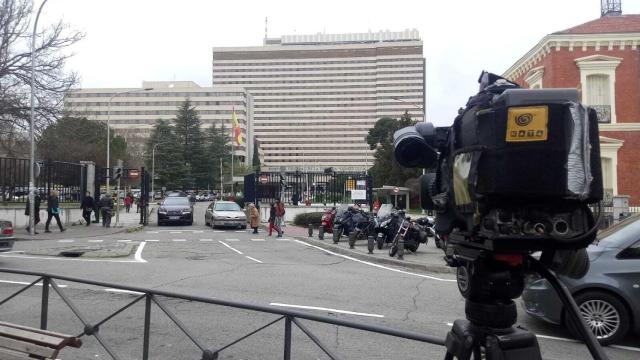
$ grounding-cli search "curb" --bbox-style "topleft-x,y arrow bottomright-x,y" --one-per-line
272,226 -> 454,274
15,223 -> 144,241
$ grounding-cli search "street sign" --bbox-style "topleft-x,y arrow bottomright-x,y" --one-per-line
346,179 -> 356,190
393,187 -> 399,193
128,169 -> 140,178
351,189 -> 366,200
259,175 -> 269,184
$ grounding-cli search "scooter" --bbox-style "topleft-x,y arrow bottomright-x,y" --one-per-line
347,209 -> 375,249
318,207 -> 336,240
332,206 -> 356,243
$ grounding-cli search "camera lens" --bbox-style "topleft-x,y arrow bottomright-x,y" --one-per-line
393,126 -> 438,168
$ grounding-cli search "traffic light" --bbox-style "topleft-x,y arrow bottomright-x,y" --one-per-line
113,167 -> 123,180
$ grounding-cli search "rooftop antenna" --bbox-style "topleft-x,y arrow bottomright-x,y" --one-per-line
601,0 -> 622,17
264,17 -> 268,40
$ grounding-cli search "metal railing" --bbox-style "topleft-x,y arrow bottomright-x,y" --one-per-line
0,268 -> 445,359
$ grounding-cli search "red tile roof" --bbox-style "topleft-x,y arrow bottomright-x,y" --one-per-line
555,14 -> 640,34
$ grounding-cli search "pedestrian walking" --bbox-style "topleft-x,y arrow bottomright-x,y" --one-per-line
99,194 -> 114,228
268,202 -> 276,236
124,194 -> 133,213
44,190 -> 65,233
248,203 -> 260,234
275,199 -> 286,237
25,190 -> 41,234
80,191 -> 94,226
135,196 -> 140,213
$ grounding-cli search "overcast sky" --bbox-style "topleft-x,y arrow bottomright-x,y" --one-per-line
41,0 -> 640,126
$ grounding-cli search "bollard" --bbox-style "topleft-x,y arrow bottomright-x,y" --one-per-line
308,224 -> 313,237
397,237 -> 404,260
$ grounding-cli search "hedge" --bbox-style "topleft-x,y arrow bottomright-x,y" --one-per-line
293,212 -> 324,227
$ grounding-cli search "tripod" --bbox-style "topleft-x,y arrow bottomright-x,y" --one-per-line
443,254 -> 609,360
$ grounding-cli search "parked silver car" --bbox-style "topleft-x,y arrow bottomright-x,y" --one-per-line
205,201 -> 246,229
0,220 -> 15,252
522,214 -> 640,345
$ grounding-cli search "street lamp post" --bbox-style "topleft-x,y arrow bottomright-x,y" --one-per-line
28,0 -> 49,235
106,88 -> 153,194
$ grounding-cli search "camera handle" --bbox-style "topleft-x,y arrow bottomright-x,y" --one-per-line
529,256 -> 609,360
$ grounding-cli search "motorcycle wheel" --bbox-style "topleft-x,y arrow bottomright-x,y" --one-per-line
367,237 -> 374,254
348,231 -> 359,249
332,228 -> 342,243
389,244 -> 398,257
376,235 -> 384,250
318,225 -> 325,240
405,242 -> 419,252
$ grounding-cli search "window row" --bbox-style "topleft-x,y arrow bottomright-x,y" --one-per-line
217,77 -> 422,85
65,100 -> 246,107
212,70 -> 423,78
66,92 -> 247,98
73,109 -> 247,116
212,57 -> 422,67
213,64 -> 423,73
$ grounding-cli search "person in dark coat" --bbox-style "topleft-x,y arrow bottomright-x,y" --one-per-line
99,194 -> 114,228
268,203 -> 276,236
25,190 -> 41,234
45,190 -> 65,233
80,191 -> 94,226
275,199 -> 285,237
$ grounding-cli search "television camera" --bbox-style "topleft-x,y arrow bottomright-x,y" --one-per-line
393,72 -> 607,360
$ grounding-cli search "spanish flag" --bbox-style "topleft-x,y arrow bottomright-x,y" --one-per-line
231,108 -> 243,146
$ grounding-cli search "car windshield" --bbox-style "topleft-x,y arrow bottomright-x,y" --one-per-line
596,213 -> 640,247
215,203 -> 241,211
162,197 -> 190,206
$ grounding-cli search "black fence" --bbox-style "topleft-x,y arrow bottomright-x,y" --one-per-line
244,172 -> 373,208
0,268 -> 445,359
0,157 -> 86,203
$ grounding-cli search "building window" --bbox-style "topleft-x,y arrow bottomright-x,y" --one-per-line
575,54 -> 622,124
586,74 -> 611,123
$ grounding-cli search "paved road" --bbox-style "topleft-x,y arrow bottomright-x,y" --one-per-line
0,203 -> 637,359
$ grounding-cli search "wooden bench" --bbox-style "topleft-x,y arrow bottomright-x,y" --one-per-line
0,321 -> 82,359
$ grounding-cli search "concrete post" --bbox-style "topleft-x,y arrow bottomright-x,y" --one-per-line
80,161 -> 96,198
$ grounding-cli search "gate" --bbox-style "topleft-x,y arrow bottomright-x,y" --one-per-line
245,171 -> 373,209
0,157 -> 86,203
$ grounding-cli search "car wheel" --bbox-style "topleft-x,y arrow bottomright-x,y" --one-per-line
566,291 -> 630,346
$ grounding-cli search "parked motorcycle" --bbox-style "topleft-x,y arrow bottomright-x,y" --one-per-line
318,207 -> 337,240
373,205 -> 428,256
332,205 -> 356,243
347,209 -> 375,250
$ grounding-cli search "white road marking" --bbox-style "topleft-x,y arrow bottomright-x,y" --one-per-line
134,242 -> 147,263
219,241 -> 243,255
213,230 -> 225,233
104,288 -> 144,295
58,240 -> 74,243
235,230 -> 246,233
146,239 -> 159,242
245,256 -> 263,263
225,238 -> 240,242
146,231 -> 159,234
193,231 -> 203,233
0,280 -> 67,288
172,239 -> 187,242
276,238 -> 290,241
88,240 -> 103,243
169,231 -> 182,234
270,303 -> 384,318
117,240 -> 131,242
251,238 -> 265,242
154,230 -> 200,232
292,240 -> 456,282
199,239 -> 213,242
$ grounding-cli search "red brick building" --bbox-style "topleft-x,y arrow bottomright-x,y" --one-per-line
504,13 -> 640,205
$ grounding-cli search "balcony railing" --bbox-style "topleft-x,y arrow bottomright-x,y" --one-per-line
591,105 -> 611,123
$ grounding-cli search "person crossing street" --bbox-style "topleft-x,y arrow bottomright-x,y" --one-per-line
275,199 -> 285,237
44,190 -> 65,233
81,191 -> 94,226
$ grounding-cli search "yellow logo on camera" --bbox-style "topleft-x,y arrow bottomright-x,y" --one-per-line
506,106 -> 548,142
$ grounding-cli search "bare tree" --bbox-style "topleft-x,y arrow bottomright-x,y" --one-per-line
0,0 -> 83,156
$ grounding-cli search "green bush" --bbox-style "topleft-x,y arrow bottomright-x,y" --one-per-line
293,212 -> 324,227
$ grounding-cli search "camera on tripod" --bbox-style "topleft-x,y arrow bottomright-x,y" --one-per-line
393,72 -> 607,360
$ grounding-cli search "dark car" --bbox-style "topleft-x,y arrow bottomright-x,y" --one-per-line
522,213 -> 640,345
157,196 -> 193,226
0,220 -> 15,252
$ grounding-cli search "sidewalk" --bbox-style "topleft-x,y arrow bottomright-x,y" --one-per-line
16,208 -> 144,241
277,224 -> 454,274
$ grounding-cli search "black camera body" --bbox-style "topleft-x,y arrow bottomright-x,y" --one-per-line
394,72 -> 603,253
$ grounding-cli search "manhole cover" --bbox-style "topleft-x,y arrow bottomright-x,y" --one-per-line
60,251 -> 84,257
